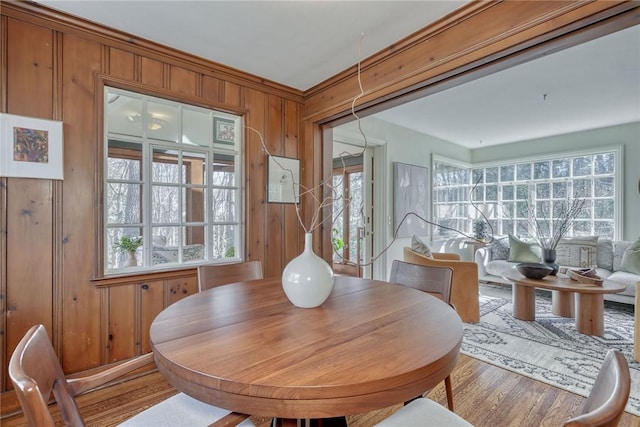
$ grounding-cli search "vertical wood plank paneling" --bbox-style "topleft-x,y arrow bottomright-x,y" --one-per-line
284,100 -> 302,262
107,286 -> 136,362
1,16 -> 7,111
243,88 -> 267,266
202,75 -> 222,103
99,288 -> 110,364
3,17 -> 54,390
6,19 -> 53,116
52,31 -> 64,359
0,177 -> 6,391
265,95 -> 284,277
6,179 -> 53,363
165,277 -> 197,306
169,65 -> 198,96
140,56 -> 164,88
140,281 -> 164,354
108,48 -> 135,80
60,33 -> 103,373
0,16 -> 7,390
223,81 -> 242,108
301,122 -> 321,253
266,95 -> 283,155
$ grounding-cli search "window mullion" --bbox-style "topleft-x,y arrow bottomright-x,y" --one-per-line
143,142 -> 152,268
178,150 -> 184,263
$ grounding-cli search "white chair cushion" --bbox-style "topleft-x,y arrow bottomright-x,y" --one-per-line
119,392 -> 256,426
374,398 -> 473,427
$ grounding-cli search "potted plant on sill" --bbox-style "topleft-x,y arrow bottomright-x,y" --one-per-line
115,236 -> 143,267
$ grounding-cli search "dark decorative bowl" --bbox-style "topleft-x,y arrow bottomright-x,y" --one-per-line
516,263 -> 553,280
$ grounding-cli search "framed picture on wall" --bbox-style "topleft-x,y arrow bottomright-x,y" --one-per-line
268,155 -> 300,204
393,162 -> 429,238
0,113 -> 64,180
213,117 -> 236,146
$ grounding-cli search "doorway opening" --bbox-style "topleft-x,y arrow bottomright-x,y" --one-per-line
329,132 -> 382,279
332,156 -> 364,277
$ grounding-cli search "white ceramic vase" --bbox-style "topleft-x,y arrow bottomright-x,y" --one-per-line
282,233 -> 335,308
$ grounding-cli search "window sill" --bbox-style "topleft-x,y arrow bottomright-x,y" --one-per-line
91,266 -> 198,288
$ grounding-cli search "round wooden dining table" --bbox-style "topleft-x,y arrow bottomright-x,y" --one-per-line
150,275 -> 463,422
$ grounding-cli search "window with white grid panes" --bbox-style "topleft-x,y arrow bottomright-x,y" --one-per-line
432,149 -> 619,241
104,87 -> 242,273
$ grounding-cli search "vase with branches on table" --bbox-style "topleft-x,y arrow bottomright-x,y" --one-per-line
246,124 -> 346,308
245,36 -> 377,308
518,197 -> 586,275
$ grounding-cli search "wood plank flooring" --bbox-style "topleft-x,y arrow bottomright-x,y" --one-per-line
3,355 -> 638,426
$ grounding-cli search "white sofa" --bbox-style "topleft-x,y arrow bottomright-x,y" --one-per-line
475,237 -> 638,305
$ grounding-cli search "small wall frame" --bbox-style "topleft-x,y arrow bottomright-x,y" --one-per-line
213,117 -> 236,146
268,155 -> 300,204
0,113 -> 64,180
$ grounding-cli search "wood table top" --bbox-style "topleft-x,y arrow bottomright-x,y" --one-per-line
502,269 -> 626,294
150,276 -> 463,419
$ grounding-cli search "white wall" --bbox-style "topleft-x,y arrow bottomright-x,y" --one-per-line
337,119 -> 639,279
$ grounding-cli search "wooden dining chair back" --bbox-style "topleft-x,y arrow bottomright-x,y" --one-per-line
9,324 -> 80,427
389,260 -> 456,411
564,349 -> 631,427
197,260 -> 263,292
9,324 -> 255,427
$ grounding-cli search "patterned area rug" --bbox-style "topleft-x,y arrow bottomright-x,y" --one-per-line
462,287 -> 639,416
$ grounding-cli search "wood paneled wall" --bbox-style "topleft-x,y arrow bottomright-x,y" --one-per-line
0,1 -> 305,406
1,0 -> 637,417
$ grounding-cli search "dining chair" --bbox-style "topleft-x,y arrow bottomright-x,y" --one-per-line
376,349 -> 631,427
9,324 -> 256,427
389,259 -> 456,411
197,260 -> 263,292
563,349 -> 631,427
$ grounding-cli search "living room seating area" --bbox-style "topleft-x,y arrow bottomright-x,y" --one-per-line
476,235 -> 640,305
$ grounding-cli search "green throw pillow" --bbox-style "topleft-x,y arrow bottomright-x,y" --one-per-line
508,234 -> 541,263
620,238 -> 640,274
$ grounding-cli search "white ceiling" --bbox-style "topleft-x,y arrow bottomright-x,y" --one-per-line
37,1 -> 640,148
374,24 -> 640,148
38,0 -> 466,91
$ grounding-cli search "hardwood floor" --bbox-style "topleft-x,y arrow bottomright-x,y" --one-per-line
3,355 -> 638,426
